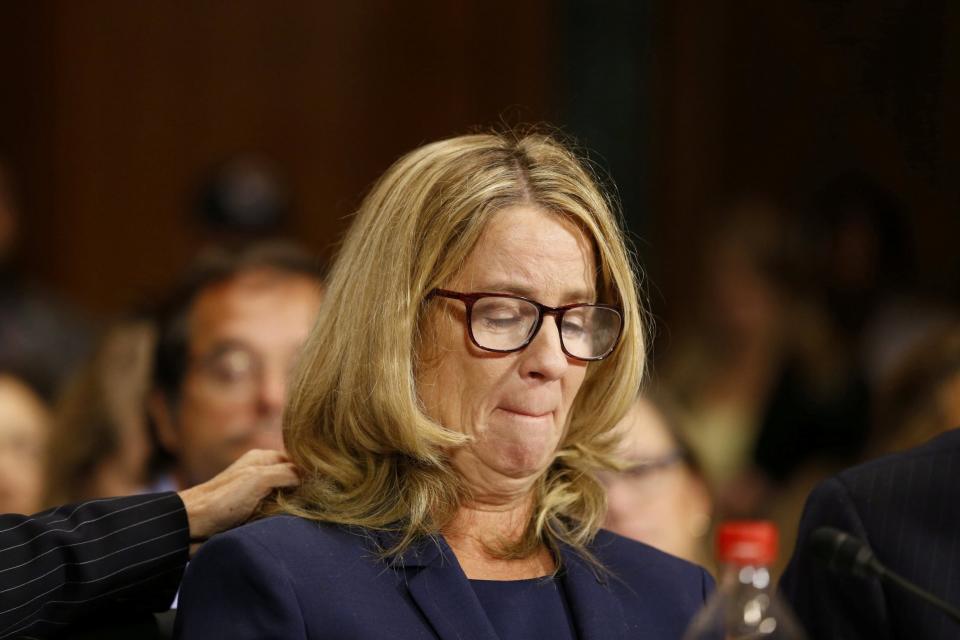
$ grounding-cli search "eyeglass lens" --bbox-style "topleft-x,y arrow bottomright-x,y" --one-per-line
192,346 -> 264,399
470,296 -> 620,359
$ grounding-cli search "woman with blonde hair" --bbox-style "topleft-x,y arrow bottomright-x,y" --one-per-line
176,131 -> 712,639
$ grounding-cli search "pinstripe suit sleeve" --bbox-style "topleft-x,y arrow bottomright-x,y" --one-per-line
779,476 -> 891,640
0,492 -> 190,639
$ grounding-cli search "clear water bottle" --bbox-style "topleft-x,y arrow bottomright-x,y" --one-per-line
683,521 -> 807,639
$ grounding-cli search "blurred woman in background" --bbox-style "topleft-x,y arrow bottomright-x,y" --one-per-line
663,198 -> 870,518
661,200 -> 794,510
45,320 -> 155,504
868,322 -> 960,456
601,394 -> 713,568
0,371 -> 50,514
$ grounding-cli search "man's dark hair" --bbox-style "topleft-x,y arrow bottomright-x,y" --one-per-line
152,240 -> 323,403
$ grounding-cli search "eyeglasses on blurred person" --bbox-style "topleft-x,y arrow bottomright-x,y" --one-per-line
149,241 -> 323,491
602,394 -> 714,568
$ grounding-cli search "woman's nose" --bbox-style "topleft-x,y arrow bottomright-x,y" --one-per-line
256,365 -> 288,415
518,316 -> 570,380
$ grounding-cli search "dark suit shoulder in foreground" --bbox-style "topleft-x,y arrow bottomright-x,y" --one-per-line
780,428 -> 960,640
175,515 -> 712,640
0,492 -> 189,640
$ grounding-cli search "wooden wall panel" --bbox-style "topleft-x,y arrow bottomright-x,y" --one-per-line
2,1 -> 955,324
5,1 -> 552,312
651,1 -> 958,331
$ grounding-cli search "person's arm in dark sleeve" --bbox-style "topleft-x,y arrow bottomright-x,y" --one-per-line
0,448 -> 298,639
0,492 -> 189,639
778,476 -> 891,640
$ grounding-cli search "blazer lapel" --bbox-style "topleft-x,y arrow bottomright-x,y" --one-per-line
560,544 -> 628,640
392,534 -> 499,640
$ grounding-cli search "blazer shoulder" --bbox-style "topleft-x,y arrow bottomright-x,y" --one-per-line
584,529 -> 713,632
220,513 -> 335,538
204,515 -> 383,571
834,427 -> 960,493
214,514 -> 372,547
589,528 -> 709,585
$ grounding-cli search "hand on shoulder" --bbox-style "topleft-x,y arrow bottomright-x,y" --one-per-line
177,449 -> 300,545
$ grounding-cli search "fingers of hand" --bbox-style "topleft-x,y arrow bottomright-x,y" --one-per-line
258,462 -> 300,490
231,448 -> 291,469
226,463 -> 299,502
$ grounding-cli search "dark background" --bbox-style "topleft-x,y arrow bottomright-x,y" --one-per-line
1,1 -> 957,331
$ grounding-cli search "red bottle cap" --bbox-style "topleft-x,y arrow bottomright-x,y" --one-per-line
716,521 -> 778,565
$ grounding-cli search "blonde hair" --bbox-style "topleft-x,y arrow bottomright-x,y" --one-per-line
276,131 -> 646,562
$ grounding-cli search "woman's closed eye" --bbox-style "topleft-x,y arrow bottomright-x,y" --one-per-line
476,302 -> 528,332
561,319 -> 586,338
480,312 -> 524,330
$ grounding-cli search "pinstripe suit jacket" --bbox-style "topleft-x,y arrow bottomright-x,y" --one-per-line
0,492 -> 189,639
780,428 -> 960,639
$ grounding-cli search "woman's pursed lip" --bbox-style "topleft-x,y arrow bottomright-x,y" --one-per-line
498,406 -> 553,418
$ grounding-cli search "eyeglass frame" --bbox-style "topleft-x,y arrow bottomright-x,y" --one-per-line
595,449 -> 690,498
616,449 -> 688,479
186,342 -> 289,402
426,288 -> 624,361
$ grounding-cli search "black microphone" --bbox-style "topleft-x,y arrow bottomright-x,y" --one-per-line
810,526 -> 960,625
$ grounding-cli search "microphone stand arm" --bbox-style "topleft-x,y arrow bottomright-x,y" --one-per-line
874,564 -> 960,625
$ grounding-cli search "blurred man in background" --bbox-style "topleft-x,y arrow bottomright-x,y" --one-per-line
149,242 -> 322,490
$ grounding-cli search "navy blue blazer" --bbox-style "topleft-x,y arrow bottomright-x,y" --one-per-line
780,428 -> 960,639
174,515 -> 712,639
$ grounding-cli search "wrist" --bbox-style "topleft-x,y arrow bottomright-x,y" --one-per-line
177,486 -> 213,541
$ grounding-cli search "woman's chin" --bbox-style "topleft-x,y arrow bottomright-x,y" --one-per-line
485,443 -> 557,481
